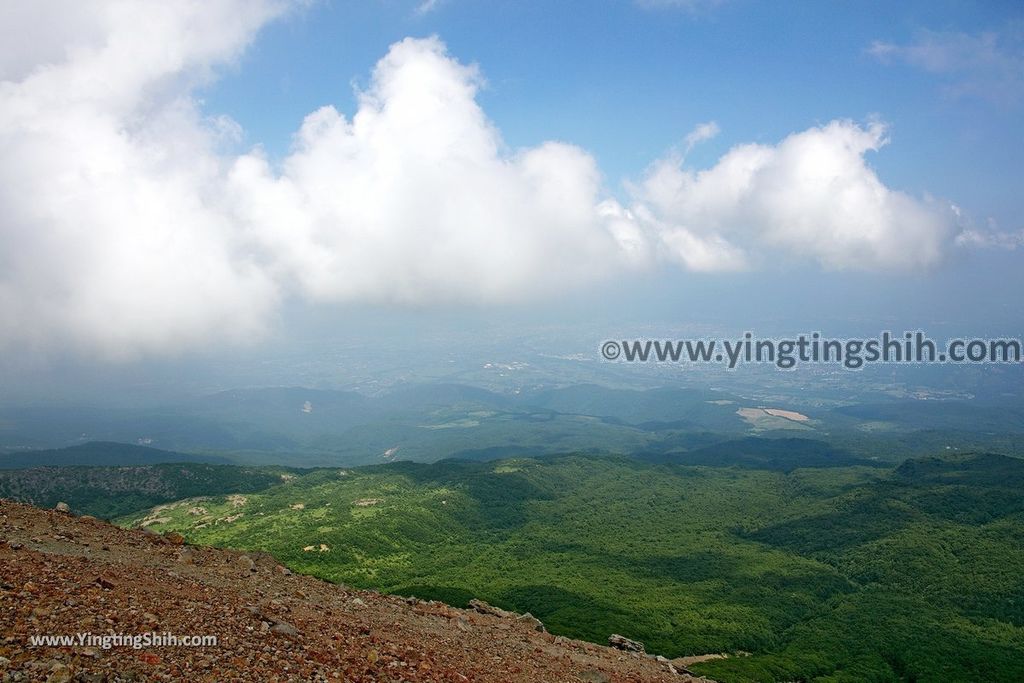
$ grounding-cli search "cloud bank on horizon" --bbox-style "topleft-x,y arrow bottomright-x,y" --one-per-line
0,1 -> 980,357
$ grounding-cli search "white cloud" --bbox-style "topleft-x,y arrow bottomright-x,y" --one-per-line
628,120 -> 960,272
868,26 -> 1024,103
954,214 -> 1024,250
0,3 -> 970,359
226,37 -> 633,305
957,229 -> 1024,250
0,0 -> 292,358
415,0 -> 443,16
683,121 -> 720,153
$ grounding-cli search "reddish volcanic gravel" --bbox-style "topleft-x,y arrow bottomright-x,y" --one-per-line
0,500 -> 712,682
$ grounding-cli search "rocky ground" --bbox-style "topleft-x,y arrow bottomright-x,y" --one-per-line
0,500 -> 714,682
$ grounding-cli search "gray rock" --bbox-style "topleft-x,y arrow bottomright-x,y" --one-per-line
468,599 -> 515,619
516,612 -> 545,632
54,502 -> 70,513
608,633 -> 645,654
270,621 -> 299,636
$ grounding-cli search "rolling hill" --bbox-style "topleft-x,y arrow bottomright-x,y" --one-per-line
116,451 -> 1024,682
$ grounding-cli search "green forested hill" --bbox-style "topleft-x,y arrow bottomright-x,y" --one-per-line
0,462 -> 299,518
118,452 -> 1024,682
0,441 -> 228,469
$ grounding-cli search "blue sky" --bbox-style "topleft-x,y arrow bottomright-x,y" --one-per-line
207,0 -> 1024,336
204,0 -> 1023,225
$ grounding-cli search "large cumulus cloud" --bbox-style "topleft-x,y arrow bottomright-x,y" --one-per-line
0,0 -> 290,357
226,37 -> 634,305
0,1 -> 964,358
630,119 -> 958,271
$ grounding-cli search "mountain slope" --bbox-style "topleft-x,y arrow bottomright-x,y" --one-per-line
0,500 -> 696,682
0,462 -> 299,518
